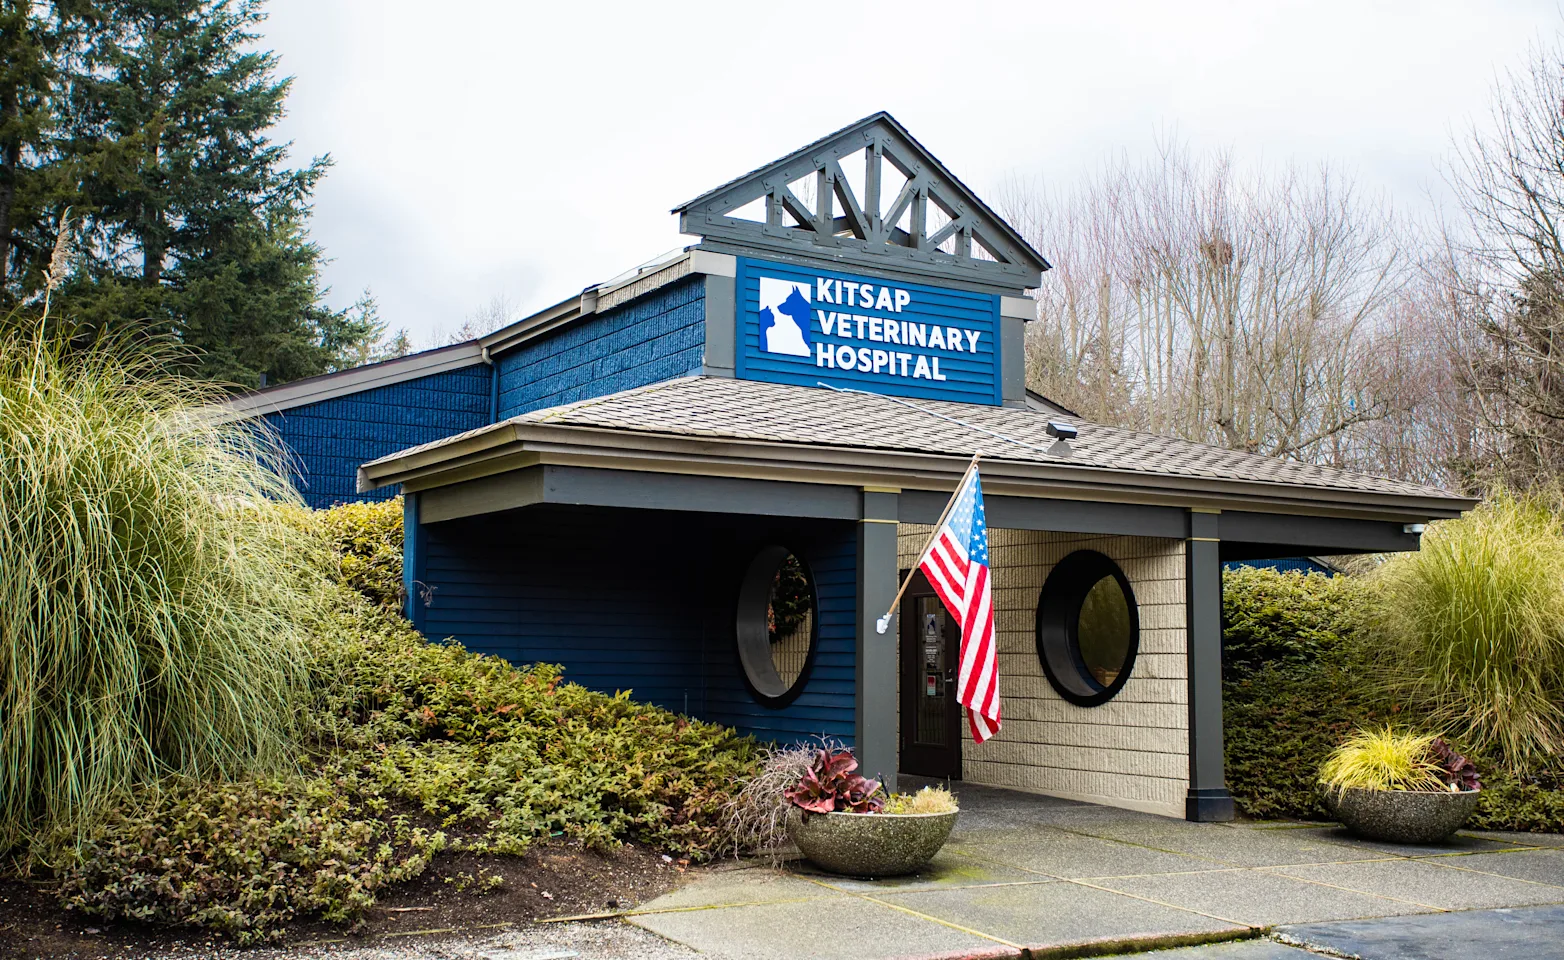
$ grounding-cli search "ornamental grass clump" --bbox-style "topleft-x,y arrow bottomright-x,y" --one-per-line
1319,728 -> 1481,795
1320,729 -> 1447,794
0,326 -> 322,861
881,785 -> 958,814
1371,491 -> 1564,771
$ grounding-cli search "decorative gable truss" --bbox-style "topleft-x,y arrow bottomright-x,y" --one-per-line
674,112 -> 1050,293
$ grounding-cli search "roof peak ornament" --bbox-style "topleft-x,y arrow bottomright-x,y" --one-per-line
673,112 -> 1050,293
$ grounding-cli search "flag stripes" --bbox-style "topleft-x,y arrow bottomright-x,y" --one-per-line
917,464 -> 1001,744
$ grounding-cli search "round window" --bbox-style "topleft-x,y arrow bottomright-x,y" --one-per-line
736,545 -> 818,707
1035,550 -> 1139,706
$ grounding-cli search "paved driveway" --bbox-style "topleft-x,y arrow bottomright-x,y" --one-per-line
625,778 -> 1564,960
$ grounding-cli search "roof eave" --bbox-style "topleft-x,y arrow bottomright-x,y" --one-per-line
222,341 -> 487,418
359,421 -> 1476,523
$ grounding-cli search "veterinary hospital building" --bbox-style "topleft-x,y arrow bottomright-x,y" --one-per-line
228,114 -> 1473,821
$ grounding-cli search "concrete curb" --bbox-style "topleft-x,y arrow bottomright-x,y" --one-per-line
883,926 -> 1268,960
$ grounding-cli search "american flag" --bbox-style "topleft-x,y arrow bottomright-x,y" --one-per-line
918,465 -> 1001,744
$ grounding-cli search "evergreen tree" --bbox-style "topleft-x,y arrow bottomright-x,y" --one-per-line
57,0 -> 376,386
0,0 -> 84,297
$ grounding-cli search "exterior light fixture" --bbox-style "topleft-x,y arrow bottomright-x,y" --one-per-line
1046,421 -> 1078,441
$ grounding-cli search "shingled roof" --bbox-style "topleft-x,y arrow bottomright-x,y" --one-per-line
362,376 -> 1472,517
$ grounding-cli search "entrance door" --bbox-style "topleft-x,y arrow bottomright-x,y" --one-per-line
898,571 -> 962,779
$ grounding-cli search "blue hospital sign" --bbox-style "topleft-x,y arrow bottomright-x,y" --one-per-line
735,257 -> 1001,405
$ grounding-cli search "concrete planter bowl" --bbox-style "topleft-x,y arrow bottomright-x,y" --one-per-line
787,808 -> 959,877
1326,787 -> 1482,844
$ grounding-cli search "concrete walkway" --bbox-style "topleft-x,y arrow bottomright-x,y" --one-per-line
624,778 -> 1564,960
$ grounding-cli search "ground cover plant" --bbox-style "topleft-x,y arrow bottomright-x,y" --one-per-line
45,500 -> 760,942
881,786 -> 958,814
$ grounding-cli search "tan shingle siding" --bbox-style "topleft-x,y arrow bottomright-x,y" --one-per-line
899,524 -> 1190,818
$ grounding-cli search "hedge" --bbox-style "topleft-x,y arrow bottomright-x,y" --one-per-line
1221,566 -> 1564,831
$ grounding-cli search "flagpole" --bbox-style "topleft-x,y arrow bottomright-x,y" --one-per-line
874,452 -> 982,634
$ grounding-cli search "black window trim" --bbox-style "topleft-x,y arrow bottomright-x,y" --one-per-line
1034,549 -> 1140,707
735,543 -> 820,709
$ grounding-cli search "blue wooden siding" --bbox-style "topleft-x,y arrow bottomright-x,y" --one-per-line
264,365 -> 492,509
416,503 -> 856,745
700,529 -> 857,744
495,276 -> 706,418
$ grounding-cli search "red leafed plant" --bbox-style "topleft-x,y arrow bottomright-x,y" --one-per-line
783,748 -> 883,813
1429,738 -> 1482,792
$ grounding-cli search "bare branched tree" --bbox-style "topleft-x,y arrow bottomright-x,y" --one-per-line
1349,267 -> 1487,487
1002,143 -> 1414,470
1440,35 -> 1564,488
430,293 -> 522,348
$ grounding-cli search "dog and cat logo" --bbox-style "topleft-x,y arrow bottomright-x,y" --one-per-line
757,277 -> 813,357
754,269 -> 977,384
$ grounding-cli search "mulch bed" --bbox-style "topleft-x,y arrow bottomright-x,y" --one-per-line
0,842 -> 691,959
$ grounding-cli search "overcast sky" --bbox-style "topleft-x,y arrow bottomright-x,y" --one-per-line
262,1 -> 1559,346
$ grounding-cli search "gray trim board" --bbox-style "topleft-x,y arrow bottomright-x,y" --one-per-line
1185,510 -> 1234,822
419,464 -> 863,525
999,296 -> 1036,320
1218,510 -> 1420,555
1001,315 -> 1025,407
857,489 -> 899,792
899,491 -> 1188,538
702,273 -> 736,376
369,422 -> 1472,526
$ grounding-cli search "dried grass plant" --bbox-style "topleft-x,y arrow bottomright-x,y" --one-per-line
724,737 -> 845,862
0,318 -> 324,863
1371,490 -> 1564,771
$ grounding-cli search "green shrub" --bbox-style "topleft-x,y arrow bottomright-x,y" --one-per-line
58,578 -> 760,939
1222,566 -> 1363,679
1469,764 -> 1564,832
307,592 -> 758,858
1224,660 -> 1373,820
316,497 -> 405,611
1372,491 -> 1564,770
0,328 -> 321,860
61,778 -> 443,943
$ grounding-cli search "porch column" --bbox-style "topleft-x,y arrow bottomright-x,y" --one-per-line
1186,509 -> 1235,821
857,487 -> 900,793
403,492 -> 425,630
